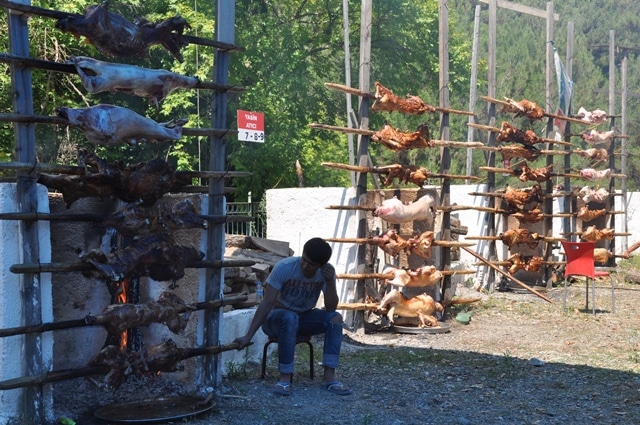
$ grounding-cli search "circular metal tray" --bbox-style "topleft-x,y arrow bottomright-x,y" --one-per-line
390,322 -> 452,334
94,395 -> 215,423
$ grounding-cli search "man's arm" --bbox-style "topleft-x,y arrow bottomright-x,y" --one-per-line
233,284 -> 278,349
323,276 -> 339,312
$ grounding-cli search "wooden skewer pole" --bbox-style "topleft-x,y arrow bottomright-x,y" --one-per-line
561,231 -> 632,237
465,235 -> 564,243
0,342 -> 247,390
325,205 -> 376,211
336,302 -> 379,311
461,247 -> 553,304
321,162 -> 480,181
479,95 -> 594,126
0,294 -> 249,338
9,259 -> 256,274
467,123 -> 572,146
324,237 -> 476,249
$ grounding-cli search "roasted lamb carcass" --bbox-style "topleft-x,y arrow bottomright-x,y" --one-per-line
498,144 -> 541,162
80,233 -> 204,282
499,228 -> 541,249
369,229 -> 410,257
406,231 -> 435,260
377,289 -> 443,328
38,150 -> 181,207
578,186 -> 610,204
370,123 -> 433,151
576,107 -> 607,124
579,168 -> 611,182
57,104 -> 187,146
374,195 -> 436,226
101,198 -> 207,237
509,207 -> 544,224
70,56 -> 199,107
593,248 -> 614,265
502,184 -> 544,209
496,121 -> 543,145
577,206 -> 606,222
517,163 -> 553,183
499,98 -> 545,120
87,291 -> 194,335
56,2 -> 189,61
581,129 -> 615,147
505,253 -> 544,275
574,148 -> 608,162
580,225 -> 615,243
371,81 -> 436,115
376,164 -> 430,187
382,265 -> 443,288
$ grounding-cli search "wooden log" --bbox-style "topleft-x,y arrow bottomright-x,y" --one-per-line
0,342 -> 247,390
461,247 -> 553,303
0,294 -> 249,338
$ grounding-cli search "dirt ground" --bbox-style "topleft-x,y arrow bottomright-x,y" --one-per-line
201,275 -> 640,425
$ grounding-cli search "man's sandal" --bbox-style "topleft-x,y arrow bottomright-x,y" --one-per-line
273,381 -> 292,396
322,381 -> 352,395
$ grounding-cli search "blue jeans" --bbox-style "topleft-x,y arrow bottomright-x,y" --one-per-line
261,308 -> 342,374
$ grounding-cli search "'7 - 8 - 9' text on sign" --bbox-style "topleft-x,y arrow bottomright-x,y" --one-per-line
237,110 -> 265,142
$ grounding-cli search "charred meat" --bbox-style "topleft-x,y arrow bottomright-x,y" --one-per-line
371,81 -> 436,115
371,123 -> 433,151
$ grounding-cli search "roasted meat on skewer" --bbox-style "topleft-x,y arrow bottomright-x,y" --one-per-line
577,107 -> 607,124
381,265 -> 443,288
580,225 -> 615,243
577,186 -> 610,204
579,168 -> 611,181
406,231 -> 435,260
496,121 -> 543,145
577,206 -> 606,222
594,248 -> 613,264
502,184 -> 544,209
581,129 -> 615,147
376,164 -> 430,187
505,253 -> 544,275
500,98 -> 545,120
498,144 -> 541,162
499,228 -> 541,249
369,229 -> 410,257
373,195 -> 436,226
377,289 -> 443,328
574,148 -> 608,162
517,163 -> 553,183
371,81 -> 436,115
509,207 -> 544,224
370,123 -> 433,151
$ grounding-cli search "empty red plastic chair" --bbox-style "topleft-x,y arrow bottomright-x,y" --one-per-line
561,241 -> 615,314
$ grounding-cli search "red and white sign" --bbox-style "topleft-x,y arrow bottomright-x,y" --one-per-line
237,110 -> 265,142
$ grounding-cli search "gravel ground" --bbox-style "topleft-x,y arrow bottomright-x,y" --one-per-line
195,277 -> 640,425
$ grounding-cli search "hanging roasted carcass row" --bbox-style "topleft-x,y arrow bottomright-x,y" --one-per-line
70,56 -> 199,107
101,199 -> 207,237
56,2 -> 189,61
80,233 -> 204,282
371,81 -> 437,115
37,150 -> 185,207
57,104 -> 187,146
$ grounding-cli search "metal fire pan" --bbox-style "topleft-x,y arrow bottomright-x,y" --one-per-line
390,322 -> 452,334
94,395 -> 215,423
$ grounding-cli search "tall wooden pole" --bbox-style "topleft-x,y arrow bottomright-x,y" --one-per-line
620,56 -> 628,252
342,0 -> 356,187
438,0 -> 452,303
9,0 -> 43,422
607,30 -> 617,265
205,0 -> 235,388
466,5 -> 481,182
349,0 -> 372,330
542,2 -> 554,286
562,22 -> 575,245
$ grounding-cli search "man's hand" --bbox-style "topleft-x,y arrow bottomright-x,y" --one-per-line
233,335 -> 252,350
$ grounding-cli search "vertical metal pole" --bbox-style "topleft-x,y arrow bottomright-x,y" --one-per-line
205,0 -> 234,388
620,56 -> 628,252
466,5 -> 481,183
9,2 -> 43,423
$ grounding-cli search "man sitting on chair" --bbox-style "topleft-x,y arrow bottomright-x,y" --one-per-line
234,237 -> 352,396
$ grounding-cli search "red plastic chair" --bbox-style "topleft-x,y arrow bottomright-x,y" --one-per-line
561,241 -> 616,314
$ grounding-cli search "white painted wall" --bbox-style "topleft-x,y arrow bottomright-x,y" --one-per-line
0,184 -> 52,424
